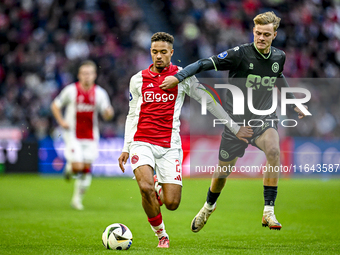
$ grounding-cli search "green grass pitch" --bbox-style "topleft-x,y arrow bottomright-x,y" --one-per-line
0,175 -> 339,254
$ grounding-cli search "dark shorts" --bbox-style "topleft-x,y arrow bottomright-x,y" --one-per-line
218,118 -> 278,162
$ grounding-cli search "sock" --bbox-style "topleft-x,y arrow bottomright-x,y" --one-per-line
65,162 -> 73,174
72,173 -> 92,204
264,205 -> 274,214
148,213 -> 168,239
263,185 -> 277,206
206,187 -> 220,206
83,166 -> 91,174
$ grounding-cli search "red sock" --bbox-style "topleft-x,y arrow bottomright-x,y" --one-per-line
148,213 -> 162,227
83,166 -> 91,174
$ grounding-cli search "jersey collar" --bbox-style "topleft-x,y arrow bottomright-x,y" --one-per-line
252,42 -> 271,59
148,63 -> 174,77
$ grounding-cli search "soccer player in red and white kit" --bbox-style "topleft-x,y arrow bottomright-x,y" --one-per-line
118,32 -> 252,248
51,60 -> 114,210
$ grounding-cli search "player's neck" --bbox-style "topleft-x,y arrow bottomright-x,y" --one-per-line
79,82 -> 93,91
150,66 -> 163,74
150,64 -> 170,74
253,43 -> 271,59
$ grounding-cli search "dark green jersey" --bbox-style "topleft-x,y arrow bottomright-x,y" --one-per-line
211,43 -> 285,122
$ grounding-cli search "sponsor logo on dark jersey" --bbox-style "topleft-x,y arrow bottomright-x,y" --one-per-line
245,74 -> 277,91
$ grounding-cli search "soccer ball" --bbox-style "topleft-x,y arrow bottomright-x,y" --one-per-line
102,223 -> 133,250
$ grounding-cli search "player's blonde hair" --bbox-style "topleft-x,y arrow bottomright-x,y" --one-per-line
253,11 -> 281,31
79,60 -> 97,72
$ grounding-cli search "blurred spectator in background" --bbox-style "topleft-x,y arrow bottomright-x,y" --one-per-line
0,0 -> 339,141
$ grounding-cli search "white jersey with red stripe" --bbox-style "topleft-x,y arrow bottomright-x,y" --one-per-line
122,63 -> 238,153
53,82 -> 111,141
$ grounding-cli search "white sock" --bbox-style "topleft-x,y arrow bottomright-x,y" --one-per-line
204,201 -> 216,210
264,205 -> 274,214
155,183 -> 163,201
150,221 -> 168,239
65,162 -> 72,174
72,173 -> 92,203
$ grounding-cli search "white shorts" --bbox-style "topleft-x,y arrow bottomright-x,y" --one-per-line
64,138 -> 98,164
130,141 -> 183,186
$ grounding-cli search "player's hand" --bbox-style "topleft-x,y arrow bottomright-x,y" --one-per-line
118,152 -> 129,173
159,76 -> 179,90
236,126 -> 253,144
294,105 -> 308,119
103,106 -> 114,121
60,120 -> 70,130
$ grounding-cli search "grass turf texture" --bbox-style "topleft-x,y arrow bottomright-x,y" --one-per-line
0,175 -> 339,255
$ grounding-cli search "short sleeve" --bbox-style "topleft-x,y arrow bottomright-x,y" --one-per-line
97,87 -> 111,113
53,85 -> 73,108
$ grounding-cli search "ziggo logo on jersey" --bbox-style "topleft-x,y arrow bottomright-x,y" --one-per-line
144,91 -> 176,102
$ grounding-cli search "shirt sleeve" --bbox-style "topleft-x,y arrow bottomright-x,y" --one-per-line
53,86 -> 72,108
181,76 -> 240,135
210,46 -> 243,71
174,58 -> 215,83
97,87 -> 111,114
122,75 -> 140,153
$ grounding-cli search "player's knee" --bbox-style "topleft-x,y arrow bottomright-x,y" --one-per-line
165,200 -> 180,211
266,147 -> 280,162
139,182 -> 154,198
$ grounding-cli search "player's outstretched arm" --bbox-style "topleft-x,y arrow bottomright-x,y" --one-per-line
236,126 -> 254,143
118,152 -> 129,173
160,58 -> 215,90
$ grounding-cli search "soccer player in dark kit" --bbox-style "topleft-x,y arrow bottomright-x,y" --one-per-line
160,11 -> 309,231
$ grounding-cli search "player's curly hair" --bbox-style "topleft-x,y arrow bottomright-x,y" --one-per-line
151,32 -> 174,45
253,11 -> 281,31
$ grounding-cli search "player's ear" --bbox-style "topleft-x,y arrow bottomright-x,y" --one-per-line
273,31 -> 277,39
170,48 -> 174,56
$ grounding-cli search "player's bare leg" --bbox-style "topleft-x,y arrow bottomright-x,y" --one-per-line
134,165 -> 169,248
191,158 -> 237,232
255,128 -> 282,230
71,162 -> 92,210
161,183 -> 181,211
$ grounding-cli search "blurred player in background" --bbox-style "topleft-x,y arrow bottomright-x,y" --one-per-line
161,12 -> 309,231
118,32 -> 252,248
51,60 -> 114,210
